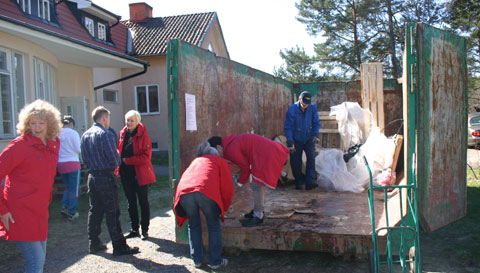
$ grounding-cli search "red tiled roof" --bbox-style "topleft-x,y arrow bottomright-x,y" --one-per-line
123,12 -> 216,56
0,0 -> 127,55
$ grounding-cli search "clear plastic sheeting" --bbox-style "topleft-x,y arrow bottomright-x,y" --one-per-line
315,149 -> 364,193
330,102 -> 374,151
346,127 -> 397,187
315,127 -> 397,192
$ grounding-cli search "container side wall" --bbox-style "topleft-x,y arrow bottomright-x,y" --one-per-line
168,40 -> 293,243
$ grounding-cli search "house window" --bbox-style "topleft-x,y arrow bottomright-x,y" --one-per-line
34,58 -> 56,105
38,0 -> 50,21
135,85 -> 159,114
17,0 -> 31,14
85,17 -> 94,37
0,48 -> 25,139
208,43 -> 213,52
103,89 -> 118,103
98,23 -> 106,41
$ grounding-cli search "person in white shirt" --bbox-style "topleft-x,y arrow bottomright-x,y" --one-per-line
58,115 -> 82,221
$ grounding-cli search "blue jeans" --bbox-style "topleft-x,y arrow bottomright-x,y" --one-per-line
179,191 -> 223,266
17,240 -> 47,273
291,139 -> 316,186
61,170 -> 80,215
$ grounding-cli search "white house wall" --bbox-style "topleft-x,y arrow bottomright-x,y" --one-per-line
0,31 -> 94,151
121,57 -> 168,152
93,67 -> 124,133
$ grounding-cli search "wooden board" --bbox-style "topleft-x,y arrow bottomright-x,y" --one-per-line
361,63 -> 385,131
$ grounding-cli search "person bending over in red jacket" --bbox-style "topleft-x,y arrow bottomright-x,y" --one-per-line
208,133 -> 289,227
173,141 -> 233,270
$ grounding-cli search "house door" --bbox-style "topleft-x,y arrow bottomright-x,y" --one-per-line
404,23 -> 468,232
60,96 -> 88,136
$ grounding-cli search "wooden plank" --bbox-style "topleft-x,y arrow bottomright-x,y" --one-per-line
391,134 -> 403,172
376,63 -> 385,130
319,115 -> 337,121
319,128 -> 339,133
361,64 -> 370,109
361,62 -> 384,130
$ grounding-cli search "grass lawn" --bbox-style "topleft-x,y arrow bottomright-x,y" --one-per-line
420,169 -> 480,270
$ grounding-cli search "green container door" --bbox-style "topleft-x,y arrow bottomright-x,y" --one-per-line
405,23 -> 468,232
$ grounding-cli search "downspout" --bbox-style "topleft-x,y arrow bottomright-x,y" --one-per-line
110,15 -> 121,28
94,62 -> 149,90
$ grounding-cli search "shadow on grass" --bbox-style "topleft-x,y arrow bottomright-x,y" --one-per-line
421,183 -> 480,271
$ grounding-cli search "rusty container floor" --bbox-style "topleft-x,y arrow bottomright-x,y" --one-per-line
216,176 -> 407,257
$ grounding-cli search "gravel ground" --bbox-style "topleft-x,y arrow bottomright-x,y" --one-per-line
0,208 -> 372,273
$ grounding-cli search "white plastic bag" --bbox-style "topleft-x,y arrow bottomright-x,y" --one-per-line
347,127 -> 396,187
330,102 -> 374,151
315,149 -> 364,193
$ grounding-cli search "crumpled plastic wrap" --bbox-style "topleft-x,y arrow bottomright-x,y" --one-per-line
315,149 -> 364,193
330,102 -> 374,151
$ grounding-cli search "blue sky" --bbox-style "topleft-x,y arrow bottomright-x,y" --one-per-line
98,0 -> 318,75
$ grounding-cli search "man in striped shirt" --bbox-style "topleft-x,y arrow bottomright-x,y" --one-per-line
81,106 -> 139,256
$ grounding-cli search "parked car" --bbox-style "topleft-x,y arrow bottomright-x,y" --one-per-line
468,112 -> 480,148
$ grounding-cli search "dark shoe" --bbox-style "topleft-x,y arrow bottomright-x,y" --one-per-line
209,258 -> 228,269
113,245 -> 140,256
241,216 -> 264,227
306,183 -> 318,190
89,243 -> 107,254
141,231 -> 149,240
61,207 -> 69,217
68,212 -> 79,221
295,184 -> 305,190
125,230 -> 140,239
243,210 -> 254,219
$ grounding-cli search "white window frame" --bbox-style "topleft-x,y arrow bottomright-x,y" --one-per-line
98,22 -> 106,41
0,47 -> 26,139
85,17 -> 94,37
103,89 -> 119,103
13,53 -> 26,121
37,0 -> 50,21
135,84 -> 160,115
34,57 -> 56,105
17,0 -> 31,14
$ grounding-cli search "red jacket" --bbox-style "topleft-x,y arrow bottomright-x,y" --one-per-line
0,134 -> 59,241
222,133 -> 289,189
173,155 -> 233,230
116,123 -> 156,186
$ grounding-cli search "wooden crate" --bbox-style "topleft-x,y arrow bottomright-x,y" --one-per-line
318,111 -> 342,150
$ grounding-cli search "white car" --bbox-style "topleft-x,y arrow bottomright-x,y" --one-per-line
468,112 -> 480,148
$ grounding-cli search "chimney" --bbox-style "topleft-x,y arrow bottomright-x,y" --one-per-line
129,2 -> 153,23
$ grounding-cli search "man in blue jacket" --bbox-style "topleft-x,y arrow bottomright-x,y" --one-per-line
284,91 -> 321,190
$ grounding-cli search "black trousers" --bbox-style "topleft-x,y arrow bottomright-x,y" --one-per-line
120,175 -> 150,232
87,173 -> 126,248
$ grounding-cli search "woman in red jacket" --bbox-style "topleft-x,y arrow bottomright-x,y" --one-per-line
116,110 -> 156,240
0,100 -> 62,273
208,133 -> 289,227
173,142 -> 233,270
